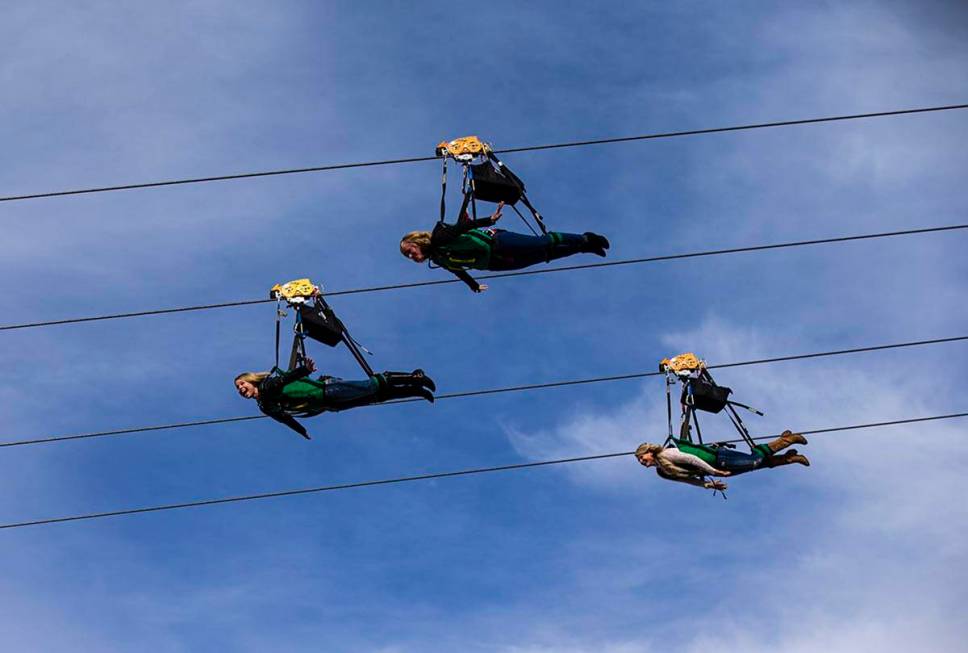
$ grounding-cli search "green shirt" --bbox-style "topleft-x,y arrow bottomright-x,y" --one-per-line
673,439 -> 719,465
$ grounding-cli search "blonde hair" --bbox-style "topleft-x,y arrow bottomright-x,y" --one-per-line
400,231 -> 432,256
235,371 -> 270,386
235,370 -> 318,412
636,442 -> 695,478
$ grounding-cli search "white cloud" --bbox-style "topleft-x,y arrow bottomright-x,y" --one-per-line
502,316 -> 967,653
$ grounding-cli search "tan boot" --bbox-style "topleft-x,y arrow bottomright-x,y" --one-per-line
765,450 -> 810,467
787,452 -> 810,467
765,430 -> 808,453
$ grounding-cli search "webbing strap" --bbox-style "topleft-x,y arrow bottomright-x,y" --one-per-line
665,376 -> 674,443
692,409 -> 704,444
439,158 -> 448,223
511,203 -> 539,236
518,194 -> 547,235
274,298 -> 282,369
341,330 -> 375,377
457,186 -> 472,224
288,311 -> 306,370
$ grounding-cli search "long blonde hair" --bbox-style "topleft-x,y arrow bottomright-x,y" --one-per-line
400,231 -> 432,256
235,370 -> 318,412
636,442 -> 696,478
235,371 -> 270,386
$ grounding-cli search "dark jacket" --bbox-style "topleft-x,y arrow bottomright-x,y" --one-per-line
257,365 -> 313,439
430,215 -> 496,291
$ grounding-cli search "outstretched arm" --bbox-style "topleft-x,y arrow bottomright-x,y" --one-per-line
449,268 -> 488,293
458,201 -> 503,229
434,202 -> 503,246
656,468 -> 727,491
266,411 -> 311,440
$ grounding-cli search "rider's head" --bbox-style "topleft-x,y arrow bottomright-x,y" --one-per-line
635,442 -> 665,467
400,231 -> 431,263
234,371 -> 269,400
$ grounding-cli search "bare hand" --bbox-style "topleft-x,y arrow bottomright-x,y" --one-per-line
490,202 -> 504,224
718,469 -> 731,477
474,284 -> 489,293
304,357 -> 317,373
706,480 -> 728,491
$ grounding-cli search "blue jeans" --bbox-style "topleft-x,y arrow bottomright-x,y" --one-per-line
319,376 -> 379,408
715,447 -> 765,475
489,231 -> 587,271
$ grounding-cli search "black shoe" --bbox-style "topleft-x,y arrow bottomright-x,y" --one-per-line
411,369 -> 436,392
583,232 -> 609,257
383,370 -> 436,392
380,384 -> 435,403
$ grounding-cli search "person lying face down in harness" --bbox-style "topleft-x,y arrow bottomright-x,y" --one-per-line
248,277 -> 438,439
235,358 -> 436,440
399,202 -> 611,293
634,431 -> 810,492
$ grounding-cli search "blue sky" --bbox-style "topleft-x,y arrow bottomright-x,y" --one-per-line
1,1 -> 967,651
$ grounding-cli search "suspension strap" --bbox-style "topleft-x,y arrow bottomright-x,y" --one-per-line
727,399 -> 764,416
288,310 -> 307,371
457,183 -> 473,224
511,203 -> 539,236
517,194 -> 547,234
340,328 -> 375,377
439,158 -> 448,223
664,375 -> 674,444
692,408 -> 705,444
274,298 -> 283,369
724,403 -> 758,450
469,170 -> 478,222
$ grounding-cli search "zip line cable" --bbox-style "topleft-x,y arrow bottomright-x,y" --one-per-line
2,222 -> 965,332
4,334 -> 964,449
2,411 -> 964,530
2,104 -> 965,204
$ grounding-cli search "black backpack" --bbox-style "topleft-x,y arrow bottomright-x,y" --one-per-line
682,377 -> 732,413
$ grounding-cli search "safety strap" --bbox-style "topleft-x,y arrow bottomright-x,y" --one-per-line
664,375 -> 674,445
288,310 -> 307,371
517,194 -> 547,234
340,328 -> 375,377
511,203 -> 539,236
274,298 -> 283,369
726,399 -> 764,416
439,158 -> 448,223
469,171 -> 478,222
724,403 -> 758,450
457,182 -> 473,224
692,408 -> 705,444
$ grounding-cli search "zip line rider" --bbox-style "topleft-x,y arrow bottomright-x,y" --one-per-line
634,430 -> 809,492
399,202 -> 611,292
235,358 -> 435,440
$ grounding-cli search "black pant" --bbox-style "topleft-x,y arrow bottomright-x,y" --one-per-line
488,231 -> 587,271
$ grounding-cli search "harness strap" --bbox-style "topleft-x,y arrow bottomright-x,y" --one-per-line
517,194 -> 547,234
511,203 -> 539,236
288,310 -> 307,371
439,158 -> 448,223
664,375 -> 674,445
274,298 -> 283,369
